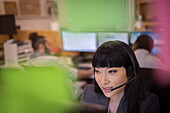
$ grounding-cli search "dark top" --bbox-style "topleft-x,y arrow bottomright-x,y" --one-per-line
81,84 -> 160,113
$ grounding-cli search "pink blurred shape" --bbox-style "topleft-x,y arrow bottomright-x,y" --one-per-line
155,0 -> 170,85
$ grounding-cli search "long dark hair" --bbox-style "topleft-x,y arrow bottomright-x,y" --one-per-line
92,41 -> 146,113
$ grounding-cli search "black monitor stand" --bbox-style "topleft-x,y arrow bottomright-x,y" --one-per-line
76,52 -> 93,63
79,52 -> 85,57
9,34 -> 13,39
76,52 -> 85,63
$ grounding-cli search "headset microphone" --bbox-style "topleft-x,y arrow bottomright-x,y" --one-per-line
111,77 -> 136,91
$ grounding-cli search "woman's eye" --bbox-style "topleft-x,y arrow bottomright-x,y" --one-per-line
109,70 -> 117,73
95,70 -> 100,74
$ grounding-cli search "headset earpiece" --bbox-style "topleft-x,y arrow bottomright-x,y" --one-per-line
127,65 -> 134,79
115,41 -> 137,77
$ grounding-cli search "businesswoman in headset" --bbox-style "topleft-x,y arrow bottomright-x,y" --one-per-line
81,41 -> 159,113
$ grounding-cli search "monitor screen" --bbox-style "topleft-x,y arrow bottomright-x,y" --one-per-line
97,32 -> 129,47
151,45 -> 163,55
130,32 -> 164,55
0,14 -> 17,35
62,31 -> 97,52
130,32 -> 164,45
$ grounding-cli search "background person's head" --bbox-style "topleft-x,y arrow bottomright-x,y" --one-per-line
29,32 -> 38,41
132,34 -> 154,52
29,33 -> 51,55
34,36 -> 47,54
29,33 -> 45,51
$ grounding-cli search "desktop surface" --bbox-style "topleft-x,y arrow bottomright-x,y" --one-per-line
77,62 -> 92,70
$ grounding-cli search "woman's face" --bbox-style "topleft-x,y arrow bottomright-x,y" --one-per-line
95,67 -> 128,98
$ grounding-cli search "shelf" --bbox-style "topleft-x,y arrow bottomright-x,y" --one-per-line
135,21 -> 158,32
143,21 -> 158,27
137,0 -> 157,31
140,0 -> 154,4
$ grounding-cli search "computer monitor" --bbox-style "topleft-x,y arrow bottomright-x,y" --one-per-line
0,14 -> 17,39
130,32 -> 164,45
130,32 -> 164,55
97,32 -> 129,47
62,31 -> 97,52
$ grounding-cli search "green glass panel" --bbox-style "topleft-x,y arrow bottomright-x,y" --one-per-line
57,0 -> 132,32
0,66 -> 75,113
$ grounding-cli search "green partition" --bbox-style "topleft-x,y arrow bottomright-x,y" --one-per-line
57,0 -> 135,32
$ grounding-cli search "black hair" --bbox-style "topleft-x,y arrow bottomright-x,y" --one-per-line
34,36 -> 47,51
134,34 -> 154,52
92,41 -> 147,113
29,33 -> 45,51
29,32 -> 38,40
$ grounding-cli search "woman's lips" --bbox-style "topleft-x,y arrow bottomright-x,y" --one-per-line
102,87 -> 113,93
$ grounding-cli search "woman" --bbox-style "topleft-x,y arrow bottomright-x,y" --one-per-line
81,41 -> 159,113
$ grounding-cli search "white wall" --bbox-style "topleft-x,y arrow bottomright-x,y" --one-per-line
16,16 -> 58,30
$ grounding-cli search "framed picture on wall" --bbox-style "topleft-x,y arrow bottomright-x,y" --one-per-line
19,0 -> 40,16
4,1 -> 18,15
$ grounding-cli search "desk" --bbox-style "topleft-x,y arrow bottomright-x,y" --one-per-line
77,62 -> 92,70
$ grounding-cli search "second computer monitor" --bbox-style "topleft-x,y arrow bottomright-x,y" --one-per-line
130,32 -> 164,45
97,32 -> 129,47
130,32 -> 164,55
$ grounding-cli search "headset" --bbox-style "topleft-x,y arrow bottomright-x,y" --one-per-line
110,41 -> 138,91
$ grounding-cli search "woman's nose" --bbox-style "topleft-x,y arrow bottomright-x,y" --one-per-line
101,74 -> 109,85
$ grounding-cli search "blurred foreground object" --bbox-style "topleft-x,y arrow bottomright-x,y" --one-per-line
155,0 -> 170,85
0,64 -> 75,113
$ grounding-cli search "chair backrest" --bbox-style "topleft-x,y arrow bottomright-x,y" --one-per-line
139,68 -> 170,113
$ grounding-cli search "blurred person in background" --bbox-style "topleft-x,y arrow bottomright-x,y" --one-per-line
29,33 -> 52,57
132,34 -> 164,69
28,32 -> 93,79
26,32 -> 93,98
